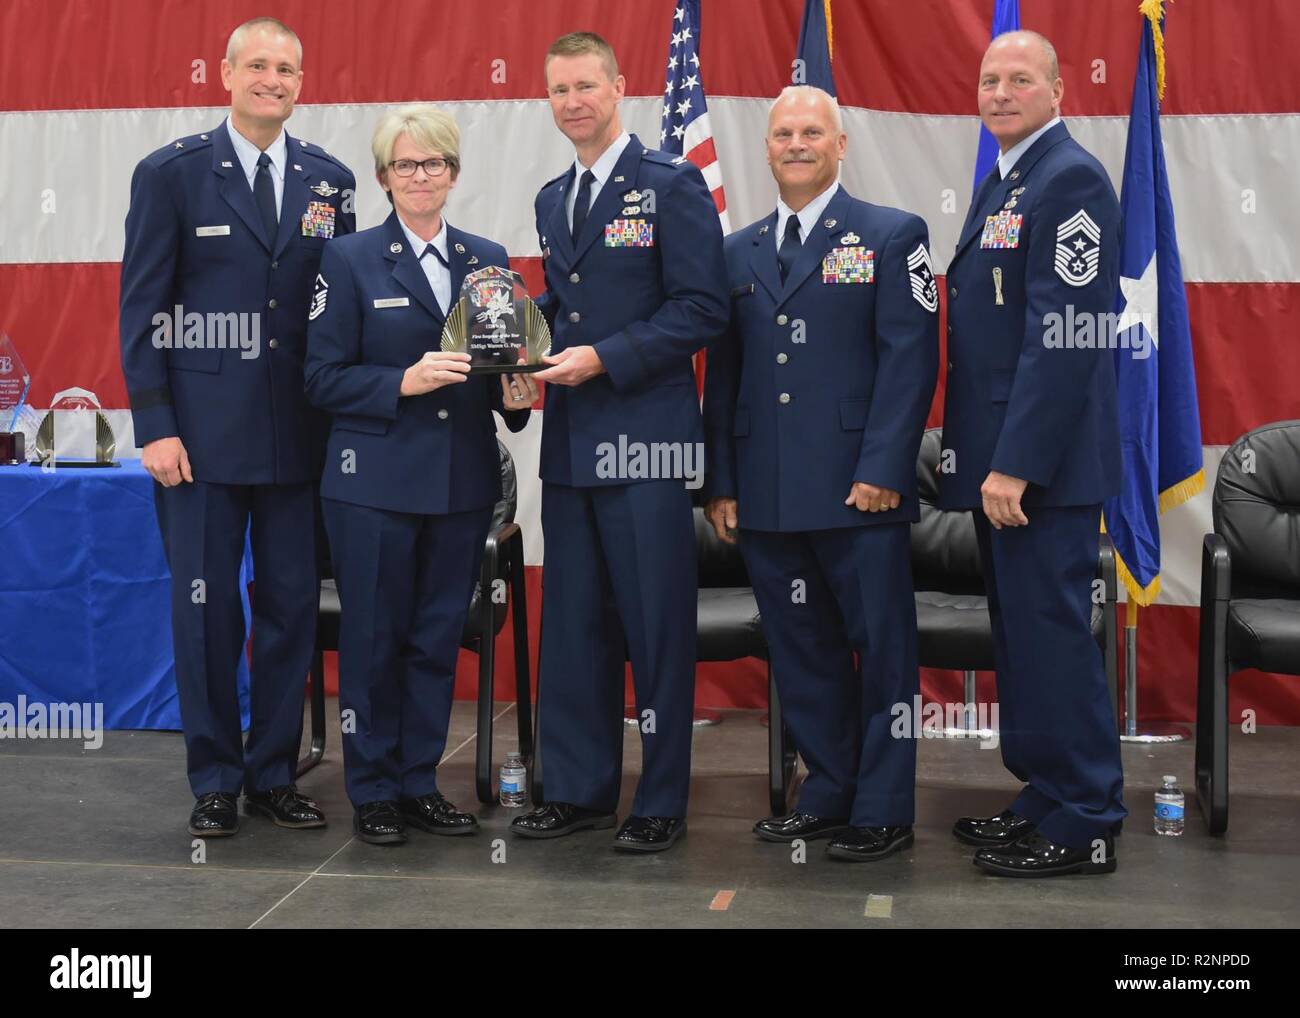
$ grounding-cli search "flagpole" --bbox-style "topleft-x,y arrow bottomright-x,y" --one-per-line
1119,601 -> 1190,743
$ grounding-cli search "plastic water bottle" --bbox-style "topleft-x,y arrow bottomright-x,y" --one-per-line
499,752 -> 527,807
1154,775 -> 1184,836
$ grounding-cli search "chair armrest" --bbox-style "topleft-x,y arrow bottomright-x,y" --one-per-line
1201,533 -> 1232,606
1097,531 -> 1118,602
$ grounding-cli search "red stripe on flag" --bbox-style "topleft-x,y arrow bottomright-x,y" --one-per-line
686,137 -> 719,168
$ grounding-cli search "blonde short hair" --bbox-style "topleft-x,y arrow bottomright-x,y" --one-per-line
371,104 -> 462,177
545,31 -> 619,81
226,17 -> 302,68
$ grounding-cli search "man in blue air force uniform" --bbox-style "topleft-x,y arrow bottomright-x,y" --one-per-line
509,32 -> 728,852
941,31 -> 1126,877
704,86 -> 938,862
119,18 -> 355,837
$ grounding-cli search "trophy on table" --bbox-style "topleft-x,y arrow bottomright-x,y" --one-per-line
0,332 -> 31,465
440,266 -> 551,374
32,386 -> 119,468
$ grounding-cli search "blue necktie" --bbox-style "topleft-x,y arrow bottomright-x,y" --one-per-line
571,169 -> 595,243
421,243 -> 449,269
778,214 -> 802,283
254,152 -> 278,244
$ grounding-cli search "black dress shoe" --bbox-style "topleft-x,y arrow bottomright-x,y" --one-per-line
753,811 -> 850,843
354,801 -> 407,845
244,785 -> 327,829
974,831 -> 1117,877
826,825 -> 914,862
189,792 -> 239,837
952,808 -> 1036,846
400,792 -> 479,836
510,802 -> 617,839
613,816 -> 685,853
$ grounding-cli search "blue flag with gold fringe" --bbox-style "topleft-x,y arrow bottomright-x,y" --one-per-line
1103,0 -> 1204,606
795,0 -> 836,96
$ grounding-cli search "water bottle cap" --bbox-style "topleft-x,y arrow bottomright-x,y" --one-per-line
1163,775 -> 1177,784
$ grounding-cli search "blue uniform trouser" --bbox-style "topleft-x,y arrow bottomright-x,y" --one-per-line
322,498 -> 492,808
537,480 -> 697,819
973,504 -> 1126,849
741,522 -> 918,827
154,480 -> 317,797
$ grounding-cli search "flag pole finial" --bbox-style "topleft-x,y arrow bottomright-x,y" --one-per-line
1139,0 -> 1170,100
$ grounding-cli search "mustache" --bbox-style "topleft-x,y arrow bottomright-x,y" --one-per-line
781,153 -> 817,163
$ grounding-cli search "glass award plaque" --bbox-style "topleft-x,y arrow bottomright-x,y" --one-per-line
440,266 -> 551,374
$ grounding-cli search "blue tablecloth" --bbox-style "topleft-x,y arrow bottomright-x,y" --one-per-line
0,459 -> 250,730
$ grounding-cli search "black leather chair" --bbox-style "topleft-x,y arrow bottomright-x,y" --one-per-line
692,507 -> 795,815
910,427 -> 1120,724
1197,420 -> 1300,834
530,505 -> 795,814
298,440 -> 534,807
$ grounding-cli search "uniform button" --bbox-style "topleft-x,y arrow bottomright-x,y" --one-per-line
270,260 -> 279,270
437,409 -> 449,420
776,352 -> 788,364
948,360 -> 954,371
776,314 -> 789,326
778,392 -> 791,405
268,298 -> 278,309
568,311 -> 581,323
268,338 -> 279,350
569,272 -> 580,284
949,287 -> 958,299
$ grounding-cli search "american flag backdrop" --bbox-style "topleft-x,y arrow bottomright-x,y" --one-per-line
661,0 -> 732,233
1,0 -> 1298,724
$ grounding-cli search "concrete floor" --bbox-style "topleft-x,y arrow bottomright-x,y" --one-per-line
1,704 -> 1297,928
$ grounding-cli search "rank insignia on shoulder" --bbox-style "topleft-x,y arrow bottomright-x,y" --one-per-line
906,243 -> 939,311
672,155 -> 687,164
311,180 -> 337,196
822,246 -> 874,284
980,210 -> 1023,249
1054,209 -> 1101,286
622,190 -> 642,203
293,164 -> 302,172
839,232 -> 861,245
605,218 -> 655,247
174,141 -> 184,149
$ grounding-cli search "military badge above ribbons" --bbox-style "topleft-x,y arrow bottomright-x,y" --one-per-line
1054,209 -> 1101,286
440,266 -> 552,374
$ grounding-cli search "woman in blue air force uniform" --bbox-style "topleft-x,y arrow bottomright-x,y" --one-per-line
305,105 -> 536,845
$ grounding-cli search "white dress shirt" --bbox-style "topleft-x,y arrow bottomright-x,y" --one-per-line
775,180 -> 841,252
225,118 -> 286,215
398,215 -> 452,316
997,115 -> 1061,179
567,130 -> 632,230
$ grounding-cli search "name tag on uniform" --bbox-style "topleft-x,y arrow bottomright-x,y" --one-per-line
195,225 -> 231,237
605,218 -> 654,247
373,297 -> 410,309
302,200 -> 336,239
981,211 -> 1023,249
822,246 -> 874,284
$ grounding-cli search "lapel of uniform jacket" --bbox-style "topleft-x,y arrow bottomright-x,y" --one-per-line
382,211 -> 443,322
212,120 -> 271,253
749,211 -> 782,302
445,223 -> 479,315
950,121 -> 1071,270
570,135 -> 645,264
779,185 -> 852,304
544,166 -> 576,268
273,133 -> 315,260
